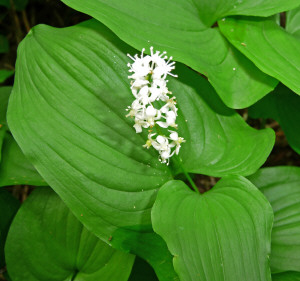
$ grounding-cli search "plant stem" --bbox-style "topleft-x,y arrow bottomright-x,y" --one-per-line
174,155 -> 200,194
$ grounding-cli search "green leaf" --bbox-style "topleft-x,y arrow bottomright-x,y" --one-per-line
219,16 -> 300,97
248,167 -> 300,273
5,187 -> 135,281
272,271 -> 300,281
0,87 -> 12,162
0,35 -> 9,53
286,5 -> 300,38
128,257 -> 158,281
0,134 -> 46,187
0,189 -> 19,268
249,84 -> 300,154
152,178 -> 273,281
169,64 -> 275,176
0,70 -> 14,83
7,20 -> 274,279
13,0 -> 28,11
191,0 -> 300,27
61,0 -> 277,109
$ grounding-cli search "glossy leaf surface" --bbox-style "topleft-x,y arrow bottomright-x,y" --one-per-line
219,16 -> 300,96
61,0 -> 278,109
5,187 -> 135,281
152,178 -> 273,281
249,84 -> 300,154
248,167 -> 300,273
0,189 -> 19,268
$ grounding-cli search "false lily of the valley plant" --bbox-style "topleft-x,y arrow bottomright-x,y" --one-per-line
1,1 -> 300,281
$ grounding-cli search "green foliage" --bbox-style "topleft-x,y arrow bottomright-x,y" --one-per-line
5,187 -> 135,281
249,84 -> 300,154
248,167 -> 300,273
219,16 -> 300,97
0,189 -> 19,268
61,0 -> 278,109
2,1 -> 300,280
152,178 -> 273,281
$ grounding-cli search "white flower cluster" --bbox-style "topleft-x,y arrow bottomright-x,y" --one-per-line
126,47 -> 185,165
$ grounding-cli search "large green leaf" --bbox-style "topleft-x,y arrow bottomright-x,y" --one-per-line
286,5 -> 300,38
0,87 -> 12,162
219,16 -> 300,97
61,0 -> 278,109
248,167 -> 300,273
5,187 -> 135,281
7,20 -> 273,279
272,271 -> 300,281
0,134 -> 46,187
248,84 -> 300,154
152,178 -> 273,281
0,189 -> 19,268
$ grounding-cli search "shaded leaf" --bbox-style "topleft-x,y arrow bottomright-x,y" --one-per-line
219,16 -> 300,97
0,189 -> 19,268
128,256 -> 158,281
0,70 -> 14,83
248,167 -> 300,273
272,271 -> 300,281
0,134 -> 46,187
152,178 -> 273,281
61,0 -> 277,109
5,187 -> 135,281
0,87 -> 12,162
0,35 -> 9,53
249,84 -> 300,154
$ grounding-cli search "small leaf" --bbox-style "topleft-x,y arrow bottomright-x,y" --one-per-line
219,16 -> 300,97
272,271 -> 300,281
5,187 -> 135,281
0,134 -> 46,187
248,167 -> 300,273
0,189 -> 19,268
152,178 -> 273,281
249,84 -> 300,154
61,0 -> 277,109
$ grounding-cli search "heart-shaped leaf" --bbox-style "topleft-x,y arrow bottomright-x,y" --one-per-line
0,189 -> 19,268
5,187 -> 135,281
219,16 -> 300,97
248,84 -> 300,154
273,271 -> 300,281
61,0 -> 278,109
0,134 -> 46,187
248,167 -> 300,273
7,20 -> 274,278
152,178 -> 273,281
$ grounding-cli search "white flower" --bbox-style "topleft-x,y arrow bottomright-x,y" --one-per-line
126,47 -> 185,165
